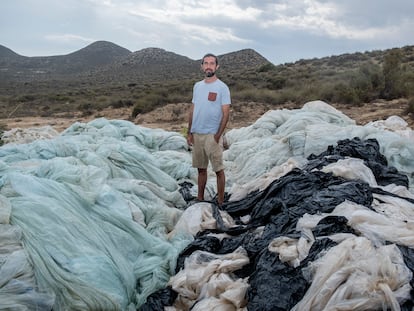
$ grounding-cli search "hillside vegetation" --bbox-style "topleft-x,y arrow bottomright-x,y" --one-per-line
0,41 -> 413,123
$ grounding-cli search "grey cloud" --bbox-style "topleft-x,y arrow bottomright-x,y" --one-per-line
1,0 -> 413,64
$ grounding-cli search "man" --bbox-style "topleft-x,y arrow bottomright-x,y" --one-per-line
187,53 -> 231,206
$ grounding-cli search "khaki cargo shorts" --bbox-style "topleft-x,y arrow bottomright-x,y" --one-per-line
192,133 -> 224,172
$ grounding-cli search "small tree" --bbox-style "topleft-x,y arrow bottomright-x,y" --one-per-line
351,62 -> 383,102
381,50 -> 407,99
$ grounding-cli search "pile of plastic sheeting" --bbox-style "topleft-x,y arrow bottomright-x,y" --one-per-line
1,125 -> 59,144
0,118 -> 196,310
1,101 -> 414,310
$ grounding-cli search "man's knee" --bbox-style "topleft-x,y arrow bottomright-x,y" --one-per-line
215,169 -> 224,177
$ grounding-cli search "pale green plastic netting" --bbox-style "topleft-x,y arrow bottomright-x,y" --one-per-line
0,118 -> 195,310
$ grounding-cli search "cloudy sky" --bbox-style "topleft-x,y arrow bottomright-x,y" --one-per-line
1,0 -> 413,64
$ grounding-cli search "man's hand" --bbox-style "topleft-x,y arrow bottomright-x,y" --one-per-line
214,133 -> 220,143
187,132 -> 193,146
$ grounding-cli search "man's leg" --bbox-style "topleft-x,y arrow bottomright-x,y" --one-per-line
216,169 -> 225,205
197,168 -> 207,201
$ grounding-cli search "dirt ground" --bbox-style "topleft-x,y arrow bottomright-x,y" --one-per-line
1,100 -> 413,133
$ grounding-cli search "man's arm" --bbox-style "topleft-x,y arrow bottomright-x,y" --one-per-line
187,103 -> 195,146
215,104 -> 230,142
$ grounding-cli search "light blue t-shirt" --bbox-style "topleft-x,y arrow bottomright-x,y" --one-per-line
191,79 -> 231,134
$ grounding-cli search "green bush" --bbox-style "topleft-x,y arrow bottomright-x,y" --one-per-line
111,99 -> 134,108
257,63 -> 275,72
0,122 -> 7,146
331,83 -> 360,105
17,94 -> 36,102
406,97 -> 414,115
131,93 -> 167,118
266,76 -> 287,90
132,102 -> 152,118
381,49 -> 407,99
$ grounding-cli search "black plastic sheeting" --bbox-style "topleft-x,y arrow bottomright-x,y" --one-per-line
138,137 -> 414,310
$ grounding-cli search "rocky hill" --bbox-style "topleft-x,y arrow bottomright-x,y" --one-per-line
0,41 -> 270,84
0,45 -> 23,59
0,41 -> 130,79
94,47 -> 200,83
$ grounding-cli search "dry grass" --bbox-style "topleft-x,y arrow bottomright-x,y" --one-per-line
2,99 -> 412,134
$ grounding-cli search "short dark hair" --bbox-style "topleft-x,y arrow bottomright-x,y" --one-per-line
202,53 -> 218,65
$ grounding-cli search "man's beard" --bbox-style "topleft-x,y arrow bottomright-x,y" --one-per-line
205,70 -> 215,77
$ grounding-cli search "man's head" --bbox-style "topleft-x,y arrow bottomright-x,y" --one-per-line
201,53 -> 219,78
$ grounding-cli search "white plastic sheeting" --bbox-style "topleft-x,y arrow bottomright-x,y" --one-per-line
1,101 -> 414,310
1,125 -> 59,144
291,237 -> 411,311
293,199 -> 414,310
224,101 -> 414,193
168,247 -> 250,310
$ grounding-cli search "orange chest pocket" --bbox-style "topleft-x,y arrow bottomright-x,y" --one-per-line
208,92 -> 217,101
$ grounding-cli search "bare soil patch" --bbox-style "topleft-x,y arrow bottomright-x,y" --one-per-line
1,100 -> 413,133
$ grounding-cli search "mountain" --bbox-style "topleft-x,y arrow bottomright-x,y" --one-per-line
218,49 -> 270,70
0,41 -> 132,79
93,47 -> 200,83
0,45 -> 24,59
0,42 -> 271,84
61,40 -> 132,72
